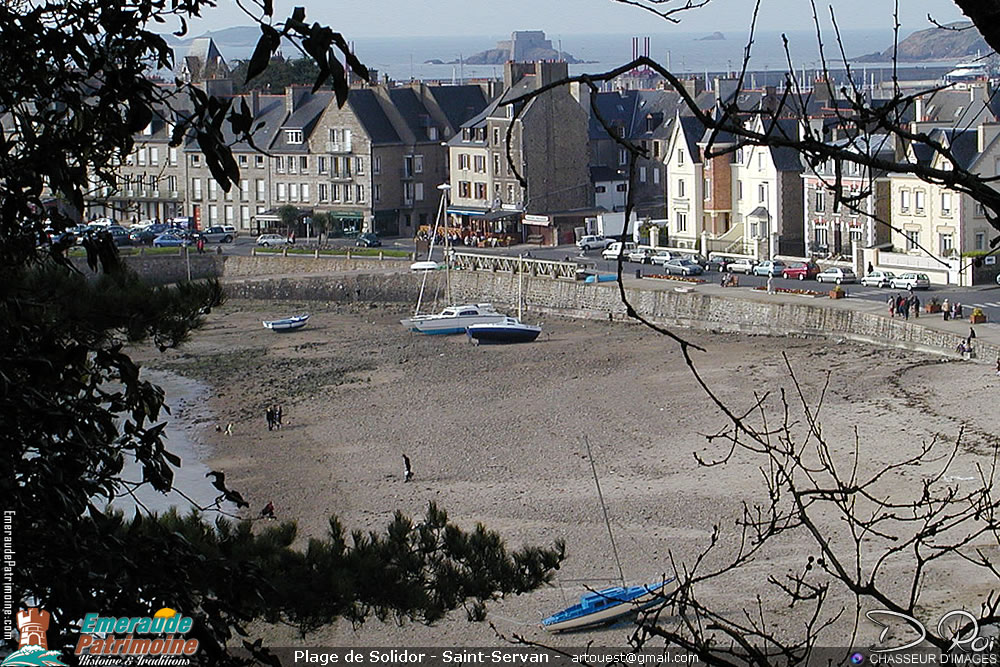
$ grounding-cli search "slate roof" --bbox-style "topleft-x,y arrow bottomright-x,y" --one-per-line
590,165 -> 623,182
675,115 -> 708,163
268,90 -> 334,152
347,89 -> 400,144
428,85 -> 489,130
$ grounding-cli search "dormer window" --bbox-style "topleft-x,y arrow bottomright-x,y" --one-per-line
285,129 -> 303,144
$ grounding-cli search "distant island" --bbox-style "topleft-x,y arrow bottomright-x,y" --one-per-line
432,30 -> 592,66
855,21 -> 989,63
696,32 -> 725,41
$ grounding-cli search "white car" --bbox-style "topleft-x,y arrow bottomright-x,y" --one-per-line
255,234 -> 287,247
815,267 -> 857,284
627,247 -> 657,264
727,258 -> 756,274
577,235 -> 612,251
890,272 -> 930,290
650,250 -> 676,266
602,241 -> 637,261
860,270 -> 897,288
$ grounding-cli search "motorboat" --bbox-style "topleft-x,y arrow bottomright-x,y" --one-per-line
945,61 -> 988,82
262,314 -> 309,332
466,317 -> 541,344
541,578 -> 675,633
400,303 -> 505,335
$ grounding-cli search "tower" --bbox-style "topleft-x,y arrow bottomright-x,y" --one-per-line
16,608 -> 50,649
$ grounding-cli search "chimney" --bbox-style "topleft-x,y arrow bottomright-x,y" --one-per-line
249,89 -> 260,116
979,122 -> 1000,153
285,85 -> 308,116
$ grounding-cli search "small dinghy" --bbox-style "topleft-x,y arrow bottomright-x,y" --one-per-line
466,317 -> 541,344
262,314 -> 309,332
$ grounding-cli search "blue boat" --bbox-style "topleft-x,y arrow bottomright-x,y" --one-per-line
262,314 -> 309,332
541,578 -> 674,633
466,317 -> 541,344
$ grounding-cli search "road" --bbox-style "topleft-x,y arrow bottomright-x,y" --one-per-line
211,236 -> 1000,326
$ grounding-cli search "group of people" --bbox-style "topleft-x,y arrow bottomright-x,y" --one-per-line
720,273 -> 740,288
939,299 -> 964,321
265,405 -> 283,431
888,293 -> 921,319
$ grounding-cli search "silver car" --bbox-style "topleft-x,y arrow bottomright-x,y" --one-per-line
815,267 -> 857,284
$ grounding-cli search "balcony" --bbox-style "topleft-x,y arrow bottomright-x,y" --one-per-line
326,142 -> 352,153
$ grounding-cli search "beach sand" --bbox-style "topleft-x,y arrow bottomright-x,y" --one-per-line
135,299 -> 1000,650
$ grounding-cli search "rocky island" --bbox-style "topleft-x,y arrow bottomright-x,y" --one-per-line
430,30 -> 591,66
855,21 -> 989,62
696,32 -> 725,41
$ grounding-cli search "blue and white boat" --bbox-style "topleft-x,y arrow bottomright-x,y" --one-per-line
541,578 -> 674,633
466,317 -> 541,344
262,313 -> 309,332
400,303 -> 506,335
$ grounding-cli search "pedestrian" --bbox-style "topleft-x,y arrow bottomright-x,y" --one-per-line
275,405 -> 282,428
968,327 -> 977,346
403,454 -> 413,482
196,236 -> 205,254
867,261 -> 874,275
902,298 -> 910,320
953,302 -> 962,320
266,407 -> 274,431
888,295 -> 895,318
766,274 -> 775,294
942,298 -> 950,321
911,294 -> 920,318
259,501 -> 275,519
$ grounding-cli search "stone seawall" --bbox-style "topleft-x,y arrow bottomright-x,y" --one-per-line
112,253 -> 990,361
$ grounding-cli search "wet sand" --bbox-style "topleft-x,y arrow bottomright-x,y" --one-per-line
133,299 -> 1000,650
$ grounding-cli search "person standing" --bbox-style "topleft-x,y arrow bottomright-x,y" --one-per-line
403,454 -> 413,482
942,298 -> 950,321
867,261 -> 874,275
911,294 -> 920,318
888,295 -> 895,318
266,407 -> 274,431
275,405 -> 282,429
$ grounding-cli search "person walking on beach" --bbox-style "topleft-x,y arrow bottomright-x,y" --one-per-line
403,454 -> 413,482
266,407 -> 274,431
260,501 -> 275,520
275,405 -> 282,429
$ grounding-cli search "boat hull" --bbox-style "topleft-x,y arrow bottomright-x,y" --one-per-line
542,580 -> 673,633
400,305 -> 506,335
263,314 -> 309,332
467,319 -> 541,344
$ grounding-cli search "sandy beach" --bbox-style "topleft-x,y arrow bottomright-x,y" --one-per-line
133,298 -> 1000,651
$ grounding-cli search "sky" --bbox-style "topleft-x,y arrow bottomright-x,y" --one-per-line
185,0 -> 966,38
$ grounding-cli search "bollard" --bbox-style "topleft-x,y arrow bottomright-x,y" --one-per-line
635,268 -> 642,279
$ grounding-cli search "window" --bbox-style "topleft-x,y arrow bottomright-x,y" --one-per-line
976,232 -> 986,250
596,185 -> 607,193
285,130 -> 303,144
493,127 -> 500,145
191,154 -> 202,167
208,205 -> 218,224
255,155 -> 265,168
331,184 -> 341,201
676,149 -> 685,165
474,182 -> 487,200
616,183 -> 627,192
331,156 -> 340,177
303,184 -> 311,202
900,189 -> 910,211
758,182 -> 768,203
459,181 -> 471,198
373,184 -> 381,202
415,182 -> 425,201
414,155 -> 423,174
639,167 -> 647,183
905,230 -> 919,251
653,141 -> 660,158
288,157 -> 296,174
458,154 -> 470,170
166,175 -> 177,192
677,179 -> 685,197
191,178 -> 202,200
675,211 -> 687,232
915,190 -> 925,213
941,192 -> 952,215
149,148 -> 159,166
240,180 -> 248,201
276,183 -> 286,201
356,185 -> 365,202
169,147 -> 177,166
939,233 -> 953,256
241,206 -> 250,227
355,157 -> 364,175
344,184 -> 353,203
619,149 -> 628,165
288,183 -> 299,202
256,179 -> 265,201
208,180 -> 217,200
299,156 -> 308,172
238,154 -> 248,168
653,168 -> 660,185
274,156 -> 284,173
493,153 -> 501,174
737,180 -> 743,201
507,183 -> 516,202
758,153 -> 764,170
318,157 -> 327,174
428,127 -> 438,141
318,184 -> 328,202
814,227 -> 828,248
225,205 -> 234,223
815,191 -> 825,212
474,155 -> 486,173
373,155 -> 381,174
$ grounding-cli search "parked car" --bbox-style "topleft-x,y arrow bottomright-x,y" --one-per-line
197,226 -> 235,243
664,258 -> 704,276
753,260 -> 788,277
220,224 -> 238,238
255,234 -> 287,247
602,241 -> 637,261
130,223 -> 170,245
627,247 -> 657,264
860,269 -> 897,288
649,250 -> 677,266
708,254 -> 736,271
105,225 -> 132,246
782,262 -> 820,281
726,258 -> 756,274
152,233 -> 190,248
356,232 -> 381,247
890,272 -> 931,290
815,267 -> 857,284
577,235 -> 613,251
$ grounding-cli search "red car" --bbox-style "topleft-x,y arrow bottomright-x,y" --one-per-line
782,262 -> 820,280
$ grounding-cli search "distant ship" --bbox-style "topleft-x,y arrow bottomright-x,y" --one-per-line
945,60 -> 989,82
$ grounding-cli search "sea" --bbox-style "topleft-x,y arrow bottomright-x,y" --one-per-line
283,29 -> 954,84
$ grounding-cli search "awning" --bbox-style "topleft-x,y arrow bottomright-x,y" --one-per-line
484,209 -> 520,221
447,207 -> 488,216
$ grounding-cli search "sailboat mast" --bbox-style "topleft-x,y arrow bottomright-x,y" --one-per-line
518,254 -> 523,319
414,186 -> 450,316
584,436 -> 627,588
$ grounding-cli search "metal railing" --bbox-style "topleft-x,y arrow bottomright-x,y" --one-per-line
451,251 -> 580,279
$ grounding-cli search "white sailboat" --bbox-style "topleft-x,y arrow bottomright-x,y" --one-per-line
401,183 -> 507,335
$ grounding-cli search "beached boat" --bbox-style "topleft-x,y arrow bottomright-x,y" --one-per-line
400,303 -> 506,335
541,578 -> 674,633
467,317 -> 541,344
262,314 -> 309,332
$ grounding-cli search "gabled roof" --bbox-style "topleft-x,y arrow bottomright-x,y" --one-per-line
347,89 -> 400,144
269,91 -> 334,152
428,85 -> 489,130
674,114 -> 708,163
765,118 -> 805,172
